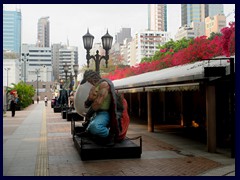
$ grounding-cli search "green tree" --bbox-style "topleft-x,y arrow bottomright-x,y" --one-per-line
208,32 -> 222,40
141,56 -> 152,63
159,37 -> 194,53
158,39 -> 175,51
8,81 -> 35,109
143,38 -> 194,63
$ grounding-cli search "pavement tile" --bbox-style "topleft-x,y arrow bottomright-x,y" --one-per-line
3,102 -> 235,176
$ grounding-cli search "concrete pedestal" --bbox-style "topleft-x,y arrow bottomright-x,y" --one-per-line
74,136 -> 142,161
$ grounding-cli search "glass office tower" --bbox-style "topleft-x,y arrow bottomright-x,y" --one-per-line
3,9 -> 22,55
181,4 -> 224,26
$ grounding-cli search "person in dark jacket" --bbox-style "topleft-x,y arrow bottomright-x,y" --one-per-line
10,97 -> 16,117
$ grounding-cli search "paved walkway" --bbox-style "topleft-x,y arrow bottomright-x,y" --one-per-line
3,102 -> 235,176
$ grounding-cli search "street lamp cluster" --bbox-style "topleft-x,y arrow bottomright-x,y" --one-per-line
63,63 -> 79,91
82,29 -> 113,74
35,69 -> 40,99
21,53 -> 29,82
13,29 -> 111,107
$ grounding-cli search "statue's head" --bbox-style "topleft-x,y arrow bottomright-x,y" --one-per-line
81,70 -> 101,85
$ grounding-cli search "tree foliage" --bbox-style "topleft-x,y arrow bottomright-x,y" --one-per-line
208,32 -> 222,40
8,81 -> 35,108
141,38 -> 194,63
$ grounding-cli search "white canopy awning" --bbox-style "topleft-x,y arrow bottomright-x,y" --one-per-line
113,58 -> 232,92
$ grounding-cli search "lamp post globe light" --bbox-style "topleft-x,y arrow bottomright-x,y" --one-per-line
4,67 -> 10,111
82,29 -> 113,74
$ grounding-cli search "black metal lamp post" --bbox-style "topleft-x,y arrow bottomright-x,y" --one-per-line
63,63 -> 76,91
82,29 -> 113,74
21,53 -> 29,82
69,72 -> 73,91
36,69 -> 40,99
73,64 -> 79,89
4,67 -> 10,111
63,63 -> 68,84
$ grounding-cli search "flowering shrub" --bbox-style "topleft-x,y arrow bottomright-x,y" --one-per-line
221,22 -> 235,57
160,49 -> 167,53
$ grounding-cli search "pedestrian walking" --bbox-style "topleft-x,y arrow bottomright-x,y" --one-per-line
44,96 -> 48,106
10,97 -> 16,117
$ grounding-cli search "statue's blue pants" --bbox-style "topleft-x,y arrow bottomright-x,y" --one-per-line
86,111 -> 110,138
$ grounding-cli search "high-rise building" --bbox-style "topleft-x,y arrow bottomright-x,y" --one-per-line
120,38 -> 132,65
37,16 -> 50,47
115,28 -> 132,45
208,4 -> 224,17
148,4 -> 167,31
175,22 -> 205,41
128,39 -> 137,66
52,44 -> 79,81
181,4 -> 224,27
112,28 -> 132,65
59,46 -> 78,80
181,4 -> 206,26
3,9 -> 22,55
205,14 -> 226,38
21,44 -> 52,82
135,30 -> 171,64
52,43 -> 63,82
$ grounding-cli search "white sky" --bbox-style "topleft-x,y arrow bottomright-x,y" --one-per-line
3,4 -> 235,66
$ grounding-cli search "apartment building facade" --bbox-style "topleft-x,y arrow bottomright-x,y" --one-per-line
205,14 -> 226,38
21,44 -> 52,82
175,22 -> 205,41
59,46 -> 78,80
37,16 -> 50,47
148,4 -> 167,31
135,30 -> 171,64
